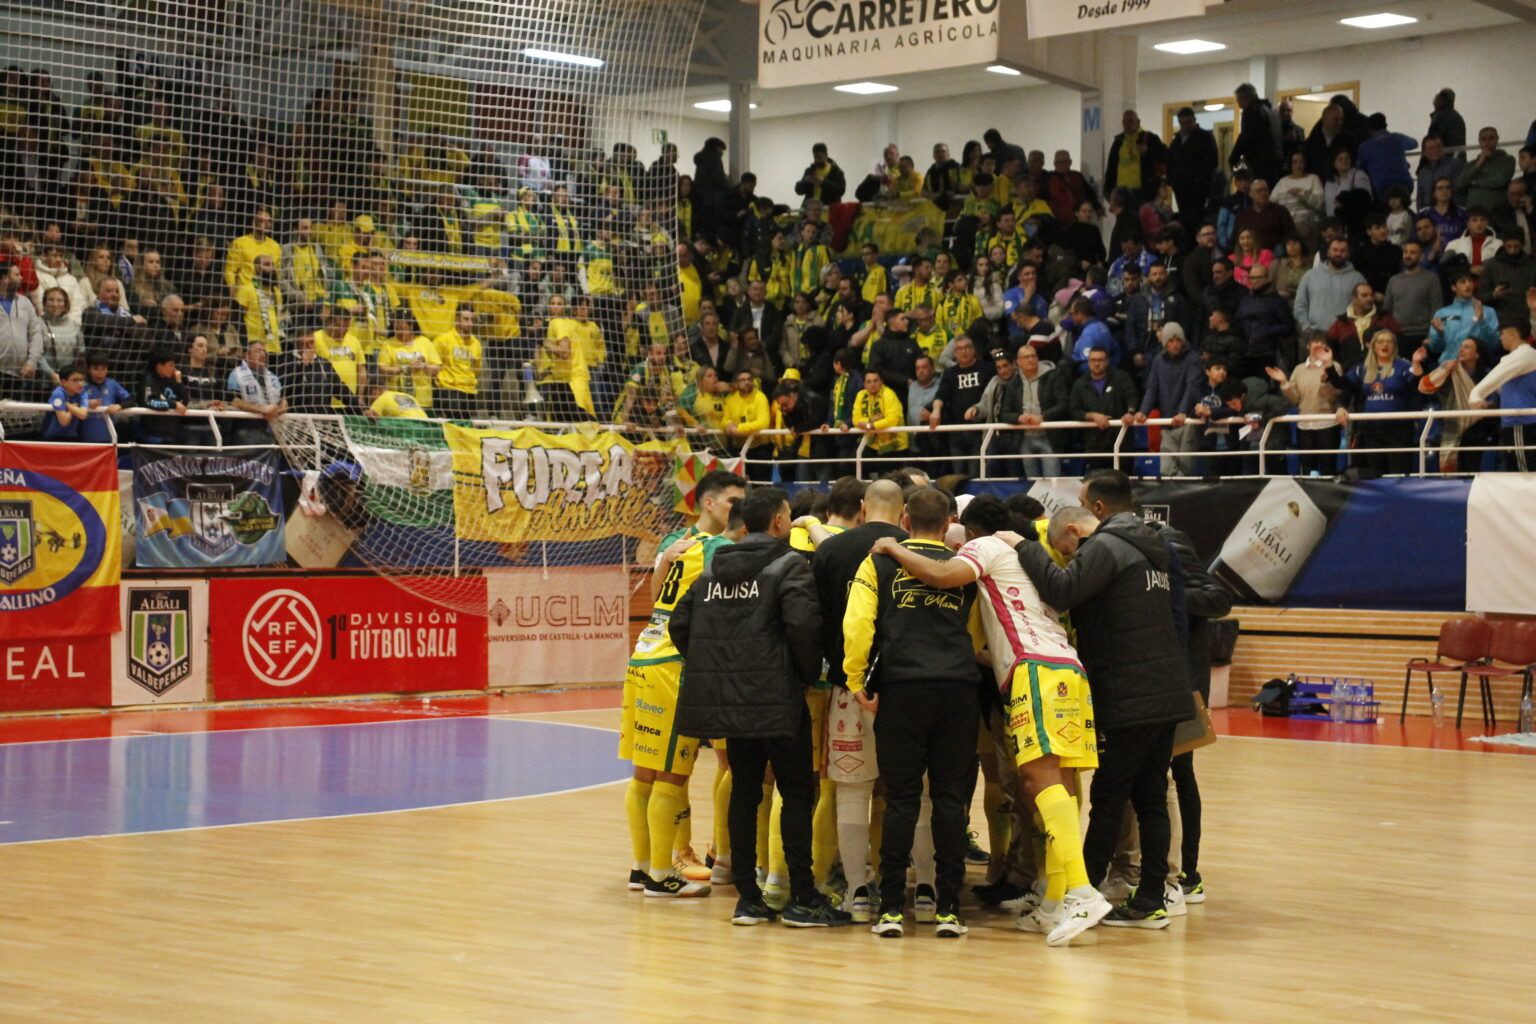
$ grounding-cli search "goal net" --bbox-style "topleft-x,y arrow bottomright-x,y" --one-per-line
3,0 -> 713,606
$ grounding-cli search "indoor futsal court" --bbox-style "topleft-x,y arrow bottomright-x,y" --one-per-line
0,690 -> 1531,1022
5,0 -> 1536,1020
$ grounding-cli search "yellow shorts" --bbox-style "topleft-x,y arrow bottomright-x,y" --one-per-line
806,686 -> 830,774
629,659 -> 701,776
1005,660 -> 1098,771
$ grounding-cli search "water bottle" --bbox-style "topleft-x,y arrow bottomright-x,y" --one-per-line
1521,693 -> 1534,734
1430,688 -> 1446,726
1330,678 -> 1345,722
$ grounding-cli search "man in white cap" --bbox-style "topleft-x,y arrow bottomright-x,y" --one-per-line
1134,322 -> 1207,476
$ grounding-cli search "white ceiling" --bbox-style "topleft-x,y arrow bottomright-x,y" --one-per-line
1129,0 -> 1516,71
685,0 -> 1521,122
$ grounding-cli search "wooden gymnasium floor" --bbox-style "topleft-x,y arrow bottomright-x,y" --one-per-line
0,689 -> 1531,1023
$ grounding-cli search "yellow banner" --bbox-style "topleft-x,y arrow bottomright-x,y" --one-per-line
445,425 -> 689,543
846,199 -> 946,256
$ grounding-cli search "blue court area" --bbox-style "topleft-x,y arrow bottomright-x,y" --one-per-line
0,718 -> 625,845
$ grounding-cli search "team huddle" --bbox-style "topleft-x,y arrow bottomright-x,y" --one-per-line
619,464 -> 1225,942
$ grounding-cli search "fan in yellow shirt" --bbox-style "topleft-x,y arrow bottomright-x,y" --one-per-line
433,307 -> 484,421
894,256 -> 942,313
366,383 -> 429,420
938,271 -> 984,338
986,210 -> 1028,269
859,244 -> 889,304
676,243 -> 703,326
677,366 -> 727,429
314,306 -> 368,401
234,254 -> 285,353
550,296 -> 606,370
376,312 -> 441,410
533,328 -> 595,422
225,209 -> 282,292
722,370 -> 774,479
548,185 -> 581,258
852,369 -> 910,455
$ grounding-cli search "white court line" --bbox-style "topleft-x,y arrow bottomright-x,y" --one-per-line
0,774 -> 628,849
1217,732 -> 1536,758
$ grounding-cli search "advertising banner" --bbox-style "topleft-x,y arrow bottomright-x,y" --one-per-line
758,0 -> 999,89
443,424 -> 685,545
0,634 -> 112,711
111,579 -> 210,706
1466,475 -> 1536,613
0,441 -> 121,638
1026,0 -> 1209,39
846,199 -> 947,258
132,448 -> 286,568
997,476 -> 1470,611
486,567 -> 630,686
209,575 -> 488,700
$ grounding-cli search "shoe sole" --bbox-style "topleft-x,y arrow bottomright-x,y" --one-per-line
1101,916 -> 1172,929
1165,903 -> 1187,918
644,889 -> 711,899
1016,916 -> 1061,934
1046,899 -> 1113,947
872,925 -> 904,938
935,926 -> 968,938
1184,891 -> 1206,904
732,916 -> 773,926
782,919 -> 835,928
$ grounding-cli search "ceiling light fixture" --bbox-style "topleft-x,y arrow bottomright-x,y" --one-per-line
1340,13 -> 1418,29
833,81 -> 898,95
1203,103 -> 1226,112
985,65 -> 1022,77
1152,39 -> 1226,55
692,100 -> 758,113
521,48 -> 605,68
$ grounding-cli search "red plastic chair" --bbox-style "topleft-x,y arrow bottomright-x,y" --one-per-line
1401,618 -> 1491,724
1460,620 -> 1536,729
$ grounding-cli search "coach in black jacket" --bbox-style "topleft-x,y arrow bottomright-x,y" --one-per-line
672,486 -> 843,926
1011,471 -> 1192,924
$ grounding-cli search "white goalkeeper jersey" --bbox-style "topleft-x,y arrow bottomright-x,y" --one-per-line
955,534 -> 1083,686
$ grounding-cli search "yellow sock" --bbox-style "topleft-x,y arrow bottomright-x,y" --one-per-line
713,769 -> 732,862
768,790 -> 788,882
625,779 -> 653,870
1036,811 -> 1065,902
1035,783 -> 1090,894
757,784 -> 773,868
983,778 -> 1012,873
647,781 -> 688,880
868,794 -> 885,880
1032,812 -> 1048,892
673,781 -> 693,857
812,778 -> 837,886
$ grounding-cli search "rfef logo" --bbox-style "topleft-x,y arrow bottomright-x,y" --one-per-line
242,589 -> 322,686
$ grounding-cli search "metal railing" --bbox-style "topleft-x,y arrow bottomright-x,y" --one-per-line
3,401 -> 1532,479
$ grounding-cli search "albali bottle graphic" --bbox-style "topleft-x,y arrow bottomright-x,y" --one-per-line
1208,477 -> 1339,603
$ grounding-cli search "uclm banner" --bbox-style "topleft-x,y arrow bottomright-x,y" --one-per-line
758,0 -> 1000,89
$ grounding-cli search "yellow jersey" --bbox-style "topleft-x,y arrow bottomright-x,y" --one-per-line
314,329 -> 366,394
370,389 -> 428,419
629,527 -> 733,665
434,331 -> 483,395
234,283 -> 284,353
376,335 -> 439,408
860,264 -> 889,304
224,234 -> 282,291
894,280 -> 941,314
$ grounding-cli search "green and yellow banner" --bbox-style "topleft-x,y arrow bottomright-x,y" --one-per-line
444,424 -> 687,543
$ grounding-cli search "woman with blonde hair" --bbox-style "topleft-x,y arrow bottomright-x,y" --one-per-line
1332,328 -> 1424,476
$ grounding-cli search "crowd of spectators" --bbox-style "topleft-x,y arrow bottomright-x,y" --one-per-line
1,63 -> 1534,475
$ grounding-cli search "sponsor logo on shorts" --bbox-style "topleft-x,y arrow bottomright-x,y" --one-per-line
635,698 -> 665,716
634,742 -> 661,757
1057,681 -> 1069,698
831,739 -> 861,752
1055,721 -> 1083,745
635,723 -> 663,737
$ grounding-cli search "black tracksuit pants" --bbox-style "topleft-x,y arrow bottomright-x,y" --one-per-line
726,704 -> 817,904
1084,722 -> 1177,910
873,683 -> 980,915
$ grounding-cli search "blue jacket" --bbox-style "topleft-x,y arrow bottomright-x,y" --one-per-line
1108,250 -> 1157,296
1426,297 -> 1500,365
79,377 -> 131,443
1356,132 -> 1416,197
1124,289 -> 1189,360
1139,349 -> 1206,417
40,385 -> 84,440
1070,318 -> 1121,370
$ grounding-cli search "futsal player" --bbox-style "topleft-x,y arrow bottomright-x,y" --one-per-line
872,495 -> 1113,946
622,469 -> 745,897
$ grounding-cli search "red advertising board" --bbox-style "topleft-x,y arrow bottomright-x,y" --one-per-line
0,634 -> 112,711
210,576 -> 488,701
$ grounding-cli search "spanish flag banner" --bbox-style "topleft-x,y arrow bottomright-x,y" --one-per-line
443,424 -> 688,544
0,441 -> 122,638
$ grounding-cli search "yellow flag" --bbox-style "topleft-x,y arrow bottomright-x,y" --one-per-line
444,424 -> 688,543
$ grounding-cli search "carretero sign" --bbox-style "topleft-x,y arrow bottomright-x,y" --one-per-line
759,0 -> 1000,88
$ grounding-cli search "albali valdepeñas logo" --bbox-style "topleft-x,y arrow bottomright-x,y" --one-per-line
127,588 -> 192,695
